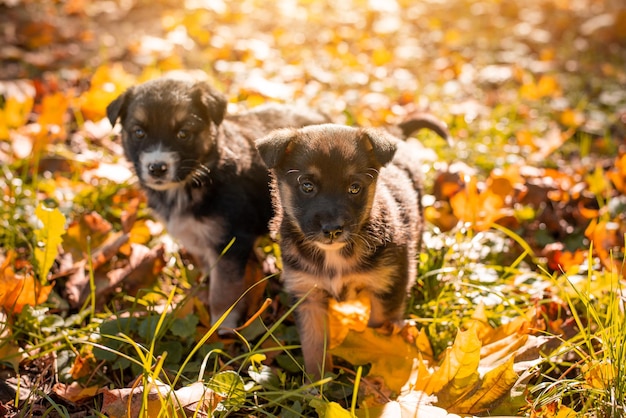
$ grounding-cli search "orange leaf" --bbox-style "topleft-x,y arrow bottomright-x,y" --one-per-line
607,153 -> 626,194
0,251 -> 53,314
37,92 -> 70,141
450,176 -> 507,231
70,349 -> 95,379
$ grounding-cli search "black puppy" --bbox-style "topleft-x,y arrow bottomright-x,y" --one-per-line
106,76 -> 329,329
256,123 -> 434,380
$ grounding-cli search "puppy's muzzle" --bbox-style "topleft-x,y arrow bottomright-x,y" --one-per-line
147,161 -> 169,178
322,223 -> 343,241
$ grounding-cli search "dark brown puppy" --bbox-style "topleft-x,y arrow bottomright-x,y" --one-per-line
106,76 -> 329,329
256,123 -> 425,379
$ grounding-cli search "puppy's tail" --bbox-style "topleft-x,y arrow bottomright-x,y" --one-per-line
397,112 -> 452,145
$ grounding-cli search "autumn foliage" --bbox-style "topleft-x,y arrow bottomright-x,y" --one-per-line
1,0 -> 626,416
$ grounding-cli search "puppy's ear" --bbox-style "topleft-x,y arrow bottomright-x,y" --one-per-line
360,128 -> 398,166
255,128 -> 297,169
192,81 -> 227,126
106,88 -> 133,127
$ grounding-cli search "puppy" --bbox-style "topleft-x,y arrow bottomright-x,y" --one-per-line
106,76 -> 329,329
256,123 -> 427,379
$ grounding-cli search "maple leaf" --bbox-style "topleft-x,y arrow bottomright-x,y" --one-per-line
447,356 -> 519,414
423,328 -> 482,397
330,326 -> 421,393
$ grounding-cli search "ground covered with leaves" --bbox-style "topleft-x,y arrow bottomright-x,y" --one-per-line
1,0 -> 626,416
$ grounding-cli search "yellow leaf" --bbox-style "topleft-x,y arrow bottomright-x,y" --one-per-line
424,328 -> 481,396
310,399 -> 353,418
415,327 -> 434,361
129,219 -> 152,245
407,353 -> 433,393
0,80 -> 35,139
80,64 -> 135,121
463,303 -> 493,342
34,203 -> 66,280
3,96 -> 34,129
585,164 -> 609,196
328,294 -> 370,349
581,359 -> 617,390
330,326 -> 420,393
449,356 -> 519,414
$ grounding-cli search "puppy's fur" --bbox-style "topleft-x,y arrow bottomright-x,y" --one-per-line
106,77 -> 329,329
256,124 -> 426,379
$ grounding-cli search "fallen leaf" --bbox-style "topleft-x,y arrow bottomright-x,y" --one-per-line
328,294 -> 370,349
69,348 -> 95,379
34,203 -> 66,280
100,381 -> 174,418
424,328 -> 481,397
310,398 -> 353,418
53,382 -> 99,403
0,251 -> 53,314
330,325 -> 420,393
448,356 -> 518,414
80,64 -> 136,122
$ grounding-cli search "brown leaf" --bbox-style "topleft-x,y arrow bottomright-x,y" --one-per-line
104,243 -> 165,297
52,382 -> 99,404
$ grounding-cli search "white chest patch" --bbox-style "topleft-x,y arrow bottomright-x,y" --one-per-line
284,248 -> 394,302
166,213 -> 225,269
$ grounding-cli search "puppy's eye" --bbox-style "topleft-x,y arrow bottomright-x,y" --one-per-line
177,130 -> 191,140
348,183 -> 361,195
300,181 -> 315,194
133,127 -> 146,139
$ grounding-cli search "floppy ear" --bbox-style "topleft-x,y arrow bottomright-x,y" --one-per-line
106,88 -> 133,127
192,81 -> 227,126
255,128 -> 297,169
360,128 -> 398,166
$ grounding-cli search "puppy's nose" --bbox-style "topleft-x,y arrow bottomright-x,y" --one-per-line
147,162 -> 169,178
322,224 -> 343,241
